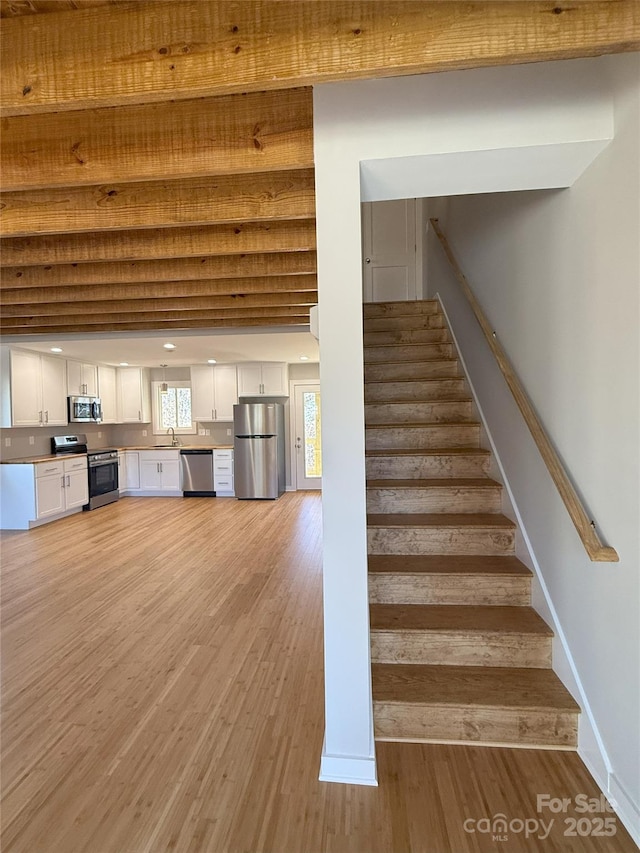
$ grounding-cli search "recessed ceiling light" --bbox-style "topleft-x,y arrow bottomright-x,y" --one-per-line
163,343 -> 176,350
119,362 -> 129,366
50,347 -> 63,353
207,359 -> 217,364
299,355 -> 310,361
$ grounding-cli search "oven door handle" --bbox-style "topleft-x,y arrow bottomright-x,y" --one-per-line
91,401 -> 101,422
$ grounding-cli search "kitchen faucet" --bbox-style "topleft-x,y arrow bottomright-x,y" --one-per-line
167,427 -> 180,447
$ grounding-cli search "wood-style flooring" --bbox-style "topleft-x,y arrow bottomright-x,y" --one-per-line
1,495 -> 636,853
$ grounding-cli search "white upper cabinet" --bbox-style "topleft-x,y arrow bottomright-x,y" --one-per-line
117,367 -> 151,423
190,364 -> 238,421
97,365 -> 118,424
237,362 -> 288,397
1,349 -> 67,427
67,360 -> 98,396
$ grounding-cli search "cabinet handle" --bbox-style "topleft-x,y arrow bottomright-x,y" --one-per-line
212,409 -> 215,420
61,475 -> 65,488
214,408 -> 217,420
138,410 -> 141,421
160,462 -> 163,473
66,475 -> 71,487
45,410 -> 49,423
39,410 -> 43,424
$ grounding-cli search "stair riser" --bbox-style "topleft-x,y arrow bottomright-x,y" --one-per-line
366,425 -> 481,451
365,361 -> 460,381
365,402 -> 475,424
364,301 -> 439,318
370,631 -> 551,668
364,344 -> 453,363
368,574 -> 531,606
364,329 -> 450,346
366,455 -> 490,479
368,527 -> 515,556
364,314 -> 446,331
366,487 -> 502,514
364,379 -> 467,402
373,705 -> 578,748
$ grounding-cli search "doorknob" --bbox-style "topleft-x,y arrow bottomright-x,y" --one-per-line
365,257 -> 371,264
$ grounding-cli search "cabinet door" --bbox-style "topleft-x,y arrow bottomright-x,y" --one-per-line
261,363 -> 288,396
237,363 -> 262,396
98,365 -> 118,423
40,355 -> 68,425
160,460 -> 180,490
118,453 -> 126,493
118,369 -> 144,422
66,360 -> 84,395
64,469 -> 89,509
10,350 -> 42,426
190,365 -> 215,421
125,452 -> 140,489
139,459 -> 163,490
83,363 -> 98,397
213,365 -> 237,420
35,474 -> 65,518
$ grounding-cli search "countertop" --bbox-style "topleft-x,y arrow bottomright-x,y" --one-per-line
1,446 -> 234,464
0,453 -> 88,465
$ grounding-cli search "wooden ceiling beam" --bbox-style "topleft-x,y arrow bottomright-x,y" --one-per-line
0,169 -> 316,237
1,88 -> 314,191
1,304 -> 311,328
0,251 -> 317,288
3,291 -> 318,317
0,274 -> 317,304
2,1 -> 637,116
0,315 -> 309,334
0,220 -> 317,266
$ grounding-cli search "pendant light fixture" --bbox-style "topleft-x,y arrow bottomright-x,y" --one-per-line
160,363 -> 168,393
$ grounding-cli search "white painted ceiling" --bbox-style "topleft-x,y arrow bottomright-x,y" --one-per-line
3,326 -> 319,368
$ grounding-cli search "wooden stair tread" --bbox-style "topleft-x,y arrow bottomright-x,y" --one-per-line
366,397 -> 473,405
371,664 -> 580,711
366,377 -> 462,385
370,604 -> 553,635
367,512 -> 514,528
366,421 -> 481,430
367,555 -> 531,576
366,478 -> 500,489
365,447 -> 490,458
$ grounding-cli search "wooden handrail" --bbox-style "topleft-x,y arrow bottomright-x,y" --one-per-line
429,218 -> 618,563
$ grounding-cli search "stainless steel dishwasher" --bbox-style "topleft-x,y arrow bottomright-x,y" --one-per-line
180,449 -> 215,497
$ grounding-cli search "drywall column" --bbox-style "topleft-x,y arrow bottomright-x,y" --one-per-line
314,138 -> 376,784
313,58 -> 612,788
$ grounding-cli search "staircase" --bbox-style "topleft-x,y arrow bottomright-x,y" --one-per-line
364,299 -> 580,749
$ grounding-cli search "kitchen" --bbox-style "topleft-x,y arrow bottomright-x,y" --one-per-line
0,327 -> 320,530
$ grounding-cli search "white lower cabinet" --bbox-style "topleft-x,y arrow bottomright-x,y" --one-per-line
122,450 -> 180,496
0,456 -> 88,530
214,449 -> 234,496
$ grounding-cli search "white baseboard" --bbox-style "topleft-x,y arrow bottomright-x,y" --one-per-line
319,747 -> 378,787
608,773 -> 640,848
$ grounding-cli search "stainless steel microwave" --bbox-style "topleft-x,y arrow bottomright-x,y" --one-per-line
68,395 -> 102,423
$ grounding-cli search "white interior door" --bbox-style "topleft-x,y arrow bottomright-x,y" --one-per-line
362,198 -> 417,302
293,383 -> 322,490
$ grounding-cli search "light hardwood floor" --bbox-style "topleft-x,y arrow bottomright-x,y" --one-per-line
1,495 -> 636,853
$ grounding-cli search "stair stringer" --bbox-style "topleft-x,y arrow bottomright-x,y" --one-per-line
435,292 -> 614,799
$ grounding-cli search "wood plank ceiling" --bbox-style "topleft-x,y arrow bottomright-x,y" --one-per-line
1,1 -> 638,336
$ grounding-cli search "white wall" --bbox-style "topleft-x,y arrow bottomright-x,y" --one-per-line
313,57 -> 615,787
429,52 -> 640,842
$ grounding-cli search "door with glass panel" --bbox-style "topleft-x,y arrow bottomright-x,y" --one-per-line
293,384 -> 322,490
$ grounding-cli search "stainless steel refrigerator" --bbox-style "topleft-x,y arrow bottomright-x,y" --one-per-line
233,402 -> 286,499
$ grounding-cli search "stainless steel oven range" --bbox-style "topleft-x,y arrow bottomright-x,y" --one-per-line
51,434 -> 119,511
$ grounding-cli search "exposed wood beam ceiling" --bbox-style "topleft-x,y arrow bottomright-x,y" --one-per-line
1,1 -> 638,336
